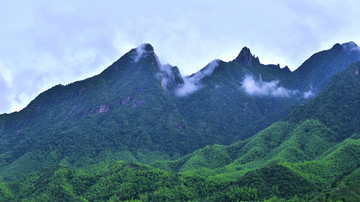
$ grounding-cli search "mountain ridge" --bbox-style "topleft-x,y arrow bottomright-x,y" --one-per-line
1,42 -> 360,201
0,41 -> 360,181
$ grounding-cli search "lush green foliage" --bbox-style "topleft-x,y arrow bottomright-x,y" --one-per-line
0,44 -> 301,179
0,43 -> 360,201
288,62 -> 360,139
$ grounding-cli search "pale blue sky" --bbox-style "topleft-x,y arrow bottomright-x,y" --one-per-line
1,0 -> 360,113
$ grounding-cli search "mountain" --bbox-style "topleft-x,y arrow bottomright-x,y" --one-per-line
1,61 -> 360,201
175,47 -> 299,144
0,44 -> 300,179
153,60 -> 360,172
150,61 -> 360,200
293,41 -> 360,93
0,44 -> 198,178
1,42 -> 360,200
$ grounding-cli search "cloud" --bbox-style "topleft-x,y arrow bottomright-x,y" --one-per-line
175,59 -> 220,97
241,75 -> 298,97
133,44 -> 147,63
157,64 -> 174,90
0,61 -> 13,86
174,78 -> 200,97
303,90 -> 315,99
0,75 -> 11,113
192,59 -> 220,81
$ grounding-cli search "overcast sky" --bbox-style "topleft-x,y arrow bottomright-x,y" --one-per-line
0,0 -> 360,114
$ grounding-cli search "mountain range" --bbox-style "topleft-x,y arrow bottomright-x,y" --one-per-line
0,41 -> 360,201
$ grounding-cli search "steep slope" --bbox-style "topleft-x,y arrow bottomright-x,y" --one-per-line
175,47 -> 299,144
1,43 -> 360,201
1,42 -> 360,182
0,44 -> 193,180
287,61 -> 360,139
293,41 -> 360,93
153,61 -> 360,187
0,44 -> 302,180
152,120 -> 342,174
313,165 -> 360,201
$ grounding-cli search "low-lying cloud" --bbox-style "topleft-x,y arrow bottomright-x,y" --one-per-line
303,90 -> 314,99
175,59 -> 220,97
174,78 -> 200,97
133,44 -> 147,63
241,75 -> 298,97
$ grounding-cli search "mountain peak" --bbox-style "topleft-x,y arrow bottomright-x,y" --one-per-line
331,41 -> 359,52
341,41 -> 359,51
137,43 -> 154,52
282,65 -> 291,72
239,46 -> 251,55
235,46 -> 260,67
133,43 -> 155,63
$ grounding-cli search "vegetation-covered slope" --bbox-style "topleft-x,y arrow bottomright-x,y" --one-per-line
1,43 -> 360,201
0,44 -> 193,180
293,41 -> 360,93
0,43 -> 316,179
0,161 -> 329,201
288,61 -> 360,138
0,135 -> 358,201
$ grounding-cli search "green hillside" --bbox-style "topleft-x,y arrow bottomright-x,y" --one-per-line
0,44 -> 306,179
0,131 -> 358,201
1,43 -> 360,201
0,161 -> 316,201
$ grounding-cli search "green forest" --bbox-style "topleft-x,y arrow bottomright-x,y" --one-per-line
1,43 -> 360,201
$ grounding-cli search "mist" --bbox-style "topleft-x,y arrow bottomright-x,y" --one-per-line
133,44 -> 147,63
175,60 -> 220,97
241,75 -> 298,97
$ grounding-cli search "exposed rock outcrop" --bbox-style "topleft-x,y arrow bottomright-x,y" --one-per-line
236,47 -> 260,67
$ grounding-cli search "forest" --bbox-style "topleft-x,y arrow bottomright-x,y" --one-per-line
0,43 -> 360,201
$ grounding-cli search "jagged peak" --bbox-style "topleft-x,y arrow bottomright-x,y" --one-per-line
136,43 -> 154,52
331,43 -> 342,50
239,46 -> 251,57
265,64 -> 291,72
282,66 -> 291,72
158,63 -> 184,91
191,59 -> 221,80
235,46 -> 260,67
133,43 -> 155,63
341,41 -> 359,51
103,43 -> 160,74
331,41 -> 359,52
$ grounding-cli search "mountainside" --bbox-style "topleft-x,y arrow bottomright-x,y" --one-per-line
0,44 -> 301,179
153,61 -> 360,173
293,41 -> 360,93
1,61 -> 360,201
288,61 -> 360,138
0,44 -> 194,180
175,47 -> 298,143
1,41 -> 360,195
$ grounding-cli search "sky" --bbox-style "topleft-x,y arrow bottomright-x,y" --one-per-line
0,0 -> 360,114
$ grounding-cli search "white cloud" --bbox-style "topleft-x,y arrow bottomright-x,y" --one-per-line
174,78 -> 201,97
133,44 -> 147,63
241,75 -> 298,97
175,60 -> 220,97
0,60 -> 13,86
303,89 -> 315,99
